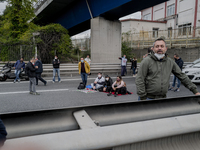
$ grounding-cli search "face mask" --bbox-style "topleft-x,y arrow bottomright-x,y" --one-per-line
132,59 -> 134,61
55,57 -> 57,59
123,56 -> 125,58
154,53 -> 165,60
81,60 -> 84,63
98,75 -> 101,78
106,78 -> 109,81
117,79 -> 120,82
32,62 -> 34,65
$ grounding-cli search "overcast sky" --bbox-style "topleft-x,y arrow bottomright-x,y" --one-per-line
0,2 -> 141,39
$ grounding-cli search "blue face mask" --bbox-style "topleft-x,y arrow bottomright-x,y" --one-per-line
81,60 -> 84,63
123,56 -> 125,58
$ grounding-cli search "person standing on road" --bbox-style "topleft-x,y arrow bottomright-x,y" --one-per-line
25,58 -> 39,95
13,57 -> 25,83
0,117 -> 7,147
119,55 -> 127,76
78,58 -> 90,86
35,56 -> 47,86
85,55 -> 91,66
136,38 -> 200,100
130,57 -> 137,77
52,55 -> 61,83
169,54 -> 184,92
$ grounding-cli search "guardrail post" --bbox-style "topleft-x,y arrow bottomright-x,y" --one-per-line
186,28 -> 188,48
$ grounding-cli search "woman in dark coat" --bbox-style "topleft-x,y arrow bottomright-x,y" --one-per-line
130,57 -> 137,77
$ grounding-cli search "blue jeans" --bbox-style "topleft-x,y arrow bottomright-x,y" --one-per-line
14,70 -> 21,81
138,97 -> 153,101
172,75 -> 180,88
132,67 -> 136,75
53,68 -> 61,82
81,73 -> 88,86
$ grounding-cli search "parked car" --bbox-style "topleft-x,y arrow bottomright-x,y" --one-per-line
182,62 -> 200,83
184,58 -> 200,68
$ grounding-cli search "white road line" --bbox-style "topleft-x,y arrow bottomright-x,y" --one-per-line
0,89 -> 69,95
0,76 -> 134,85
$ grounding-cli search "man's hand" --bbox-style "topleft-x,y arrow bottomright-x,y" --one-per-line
35,66 -> 38,69
13,67 -> 15,69
94,81 -> 97,84
93,86 -> 96,90
195,92 -> 200,95
88,72 -> 90,75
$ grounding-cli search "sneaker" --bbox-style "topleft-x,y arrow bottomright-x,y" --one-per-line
174,88 -> 180,92
59,81 -> 61,83
114,94 -> 117,97
13,80 -> 16,83
133,75 -> 135,77
107,93 -> 112,96
52,81 -> 55,83
18,80 -> 20,83
168,87 -> 174,91
32,92 -> 40,95
29,91 -> 33,94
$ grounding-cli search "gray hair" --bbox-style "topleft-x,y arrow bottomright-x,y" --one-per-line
153,38 -> 166,47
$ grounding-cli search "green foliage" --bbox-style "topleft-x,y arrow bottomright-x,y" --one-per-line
121,41 -> 134,60
0,0 -> 72,63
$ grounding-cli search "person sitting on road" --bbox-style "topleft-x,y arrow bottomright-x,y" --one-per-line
13,57 -> 25,83
103,75 -> 113,93
91,72 -> 105,90
108,76 -> 127,97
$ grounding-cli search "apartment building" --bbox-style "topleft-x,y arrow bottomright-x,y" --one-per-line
122,0 -> 200,39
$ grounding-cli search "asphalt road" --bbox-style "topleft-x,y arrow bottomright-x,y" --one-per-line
0,75 -> 199,114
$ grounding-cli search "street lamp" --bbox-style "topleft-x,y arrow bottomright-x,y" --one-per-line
32,32 -> 40,58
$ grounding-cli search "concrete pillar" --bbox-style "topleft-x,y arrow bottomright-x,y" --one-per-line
91,17 -> 121,63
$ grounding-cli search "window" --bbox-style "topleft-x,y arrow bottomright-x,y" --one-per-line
153,28 -> 159,38
168,27 -> 172,37
178,23 -> 191,36
167,4 -> 175,17
143,14 -> 151,20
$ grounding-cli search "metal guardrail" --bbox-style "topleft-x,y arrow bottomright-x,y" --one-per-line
2,95 -> 200,149
0,62 -> 192,77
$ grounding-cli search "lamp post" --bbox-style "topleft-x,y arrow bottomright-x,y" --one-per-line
33,32 -> 40,58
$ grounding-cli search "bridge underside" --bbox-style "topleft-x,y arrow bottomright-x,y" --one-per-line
34,0 -> 167,36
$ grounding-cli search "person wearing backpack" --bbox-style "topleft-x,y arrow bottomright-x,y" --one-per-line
26,58 -> 40,95
78,58 -> 90,86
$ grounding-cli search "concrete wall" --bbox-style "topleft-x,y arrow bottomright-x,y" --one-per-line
132,47 -> 200,62
91,17 -> 121,63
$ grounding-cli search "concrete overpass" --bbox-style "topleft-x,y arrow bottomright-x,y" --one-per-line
34,0 -> 168,63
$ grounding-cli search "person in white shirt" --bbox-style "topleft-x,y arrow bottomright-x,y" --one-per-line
119,55 -> 127,76
91,72 -> 105,90
85,55 -> 91,66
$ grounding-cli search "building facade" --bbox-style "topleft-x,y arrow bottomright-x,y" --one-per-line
141,0 -> 199,37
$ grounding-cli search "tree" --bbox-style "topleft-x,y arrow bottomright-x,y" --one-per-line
21,24 -> 72,63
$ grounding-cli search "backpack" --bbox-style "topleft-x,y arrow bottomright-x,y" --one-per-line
78,82 -> 85,90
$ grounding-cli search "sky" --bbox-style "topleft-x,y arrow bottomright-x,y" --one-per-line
0,2 -> 141,39
0,2 -> 7,15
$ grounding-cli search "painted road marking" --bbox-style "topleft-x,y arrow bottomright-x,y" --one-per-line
0,76 -> 134,85
0,89 -> 69,95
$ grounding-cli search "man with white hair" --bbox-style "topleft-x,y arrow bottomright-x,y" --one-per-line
136,38 -> 200,100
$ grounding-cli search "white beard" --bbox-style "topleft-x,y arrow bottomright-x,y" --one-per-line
154,53 -> 165,60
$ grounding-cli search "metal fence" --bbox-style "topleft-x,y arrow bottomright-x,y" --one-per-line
0,45 -> 35,62
122,26 -> 200,49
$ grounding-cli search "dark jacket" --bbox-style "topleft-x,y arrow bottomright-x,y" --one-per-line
104,78 -> 113,87
175,58 -> 184,70
0,118 -> 7,147
52,59 -> 60,68
136,53 -> 198,100
130,59 -> 137,68
35,60 -> 43,73
14,60 -> 25,70
26,62 -> 36,78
